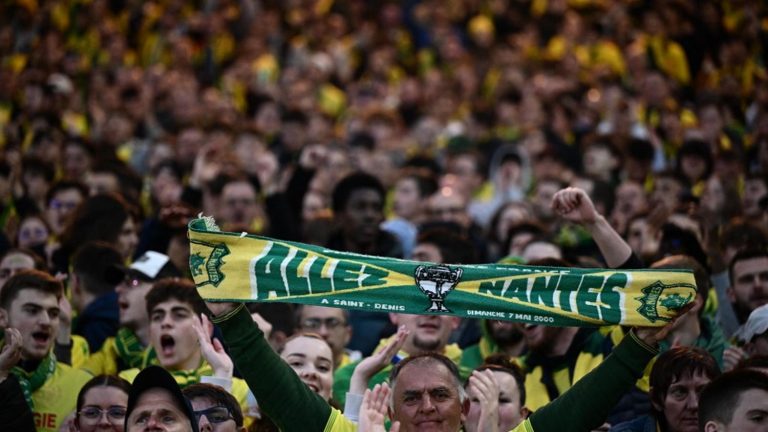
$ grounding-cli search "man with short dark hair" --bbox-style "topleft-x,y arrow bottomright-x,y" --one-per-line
327,172 -> 403,355
699,369 -> 768,432
728,249 -> 768,326
125,365 -> 197,432
70,241 -> 123,351
118,279 -> 250,421
83,250 -> 180,375
0,270 -> 91,432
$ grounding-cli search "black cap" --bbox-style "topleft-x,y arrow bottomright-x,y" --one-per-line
125,366 -> 199,432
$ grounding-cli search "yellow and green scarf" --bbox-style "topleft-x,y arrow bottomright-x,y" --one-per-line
115,327 -> 155,369
12,351 -> 56,409
188,218 -> 696,327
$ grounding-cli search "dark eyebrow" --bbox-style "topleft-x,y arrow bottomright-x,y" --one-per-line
285,353 -> 307,359
170,306 -> 192,314
429,386 -> 452,393
402,390 -> 423,398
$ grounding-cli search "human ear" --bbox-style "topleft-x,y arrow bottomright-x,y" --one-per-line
0,308 -> 7,328
704,421 -> 722,432
460,397 -> 470,422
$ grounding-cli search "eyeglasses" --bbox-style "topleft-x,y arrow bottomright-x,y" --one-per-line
301,317 -> 346,330
49,199 -> 79,211
194,406 -> 233,424
79,406 -> 127,423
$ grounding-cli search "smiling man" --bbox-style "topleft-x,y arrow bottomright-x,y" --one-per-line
0,270 -> 92,432
388,354 -> 469,432
118,279 -> 250,422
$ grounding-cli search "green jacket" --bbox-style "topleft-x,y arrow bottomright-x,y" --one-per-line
216,305 -> 355,432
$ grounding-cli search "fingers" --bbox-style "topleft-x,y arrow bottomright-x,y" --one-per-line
369,383 -> 389,412
193,314 -> 211,346
551,187 -> 583,213
634,301 -> 697,345
390,422 -> 401,432
362,388 -> 373,409
723,346 -> 748,372
212,338 -> 225,353
0,328 -> 22,369
6,328 -> 22,349
382,326 -> 409,359
468,369 -> 498,403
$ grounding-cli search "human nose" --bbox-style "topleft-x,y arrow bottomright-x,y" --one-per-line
301,366 -> 319,379
688,392 -> 699,410
419,394 -> 436,413
160,314 -> 174,328
146,413 -> 161,428
38,311 -> 51,325
198,414 -> 213,432
315,323 -> 331,337
97,410 -> 111,426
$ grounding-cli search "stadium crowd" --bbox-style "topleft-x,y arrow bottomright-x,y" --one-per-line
1,0 -> 768,431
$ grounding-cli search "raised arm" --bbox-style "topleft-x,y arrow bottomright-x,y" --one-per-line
527,306 -> 689,432
207,302 -> 332,431
551,187 -> 633,268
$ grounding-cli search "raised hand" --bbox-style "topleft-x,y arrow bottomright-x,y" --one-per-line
193,313 -> 233,379
350,325 -> 409,394
56,296 -> 72,345
358,383 -> 400,432
0,328 -> 22,381
468,369 -> 500,432
551,187 -> 599,225
723,345 -> 749,372
633,303 -> 696,347
203,301 -> 240,318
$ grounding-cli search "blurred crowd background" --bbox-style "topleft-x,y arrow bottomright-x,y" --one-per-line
3,1 -> 768,431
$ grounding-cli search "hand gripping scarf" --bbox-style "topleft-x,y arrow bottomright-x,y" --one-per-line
188,217 -> 696,327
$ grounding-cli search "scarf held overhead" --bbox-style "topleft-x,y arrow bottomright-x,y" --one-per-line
188,218 -> 696,327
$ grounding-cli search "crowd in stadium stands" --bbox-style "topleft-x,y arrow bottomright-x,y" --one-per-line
1,0 -> 768,431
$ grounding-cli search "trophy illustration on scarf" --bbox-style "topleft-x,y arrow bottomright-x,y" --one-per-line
414,265 -> 463,312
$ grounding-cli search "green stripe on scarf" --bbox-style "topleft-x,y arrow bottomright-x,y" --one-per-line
115,327 -> 155,369
171,363 -> 214,388
188,217 -> 697,327
12,351 -> 56,409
